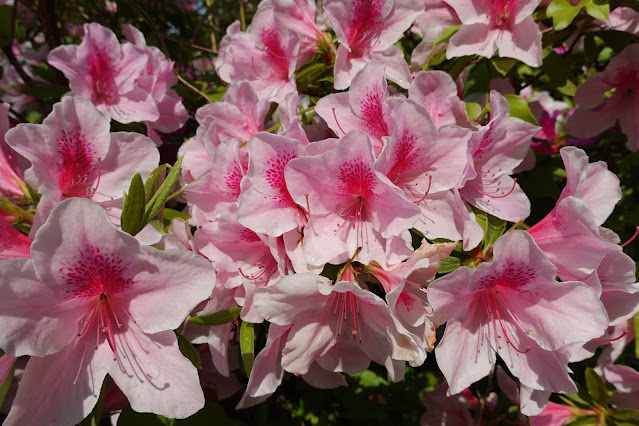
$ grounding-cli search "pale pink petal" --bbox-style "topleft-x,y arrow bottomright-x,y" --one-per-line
408,71 -> 469,128
497,17 -> 542,67
108,328 -> 204,419
368,45 -> 412,89
0,259 -> 85,357
3,337 -> 113,426
0,220 -> 31,259
447,24 -> 498,59
301,363 -> 347,389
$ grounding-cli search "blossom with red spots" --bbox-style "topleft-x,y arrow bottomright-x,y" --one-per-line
285,129 -> 420,268
444,0 -> 543,67
0,198 -> 216,425
324,0 -> 423,89
427,230 -> 608,396
48,23 -> 160,124
5,97 -> 159,235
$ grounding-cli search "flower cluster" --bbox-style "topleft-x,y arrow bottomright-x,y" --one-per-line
0,0 -> 638,424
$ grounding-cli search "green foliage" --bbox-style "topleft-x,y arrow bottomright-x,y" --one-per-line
177,332 -> 203,370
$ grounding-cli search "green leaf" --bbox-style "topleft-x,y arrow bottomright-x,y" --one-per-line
584,0 -> 608,21
432,25 -> 460,47
188,307 -> 242,326
0,5 -> 23,48
163,208 -> 191,223
585,367 -> 609,407
475,209 -> 488,235
121,173 -> 146,236
560,393 -> 593,410
547,0 -> 582,30
26,110 -> 43,124
355,369 -> 389,388
438,257 -> 461,274
611,409 -> 639,421
204,85 -> 226,102
144,164 -> 170,206
492,57 -> 518,77
465,102 -> 482,121
482,214 -> 507,251
295,61 -> 333,92
503,94 -> 540,126
143,156 -> 183,225
240,321 -> 255,377
176,332 -> 202,370
0,364 -> 14,409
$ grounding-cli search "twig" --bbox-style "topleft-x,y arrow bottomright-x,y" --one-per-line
177,75 -> 211,103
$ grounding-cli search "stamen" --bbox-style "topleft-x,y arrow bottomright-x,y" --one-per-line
412,176 -> 432,205
488,290 -> 531,354
593,329 -> 628,342
89,158 -> 102,198
620,226 -> 639,248
73,343 -> 89,384
467,178 -> 518,199
332,108 -> 347,135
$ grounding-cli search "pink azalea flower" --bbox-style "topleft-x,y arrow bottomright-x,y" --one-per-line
48,23 -> 160,124
444,0 -> 542,67
237,132 -> 308,237
529,402 -> 577,426
602,7 -> 639,35
315,62 -> 395,155
408,70 -> 470,129
565,43 -> 639,151
374,99 -> 472,242
253,270 -> 417,380
369,240 -> 457,363
285,129 -> 420,267
271,0 -> 324,63
458,91 -> 538,223
122,25 -> 189,136
527,196 -> 616,281
427,230 -> 608,395
5,97 -> 159,234
183,139 -> 245,225
214,5 -> 300,102
0,198 -> 216,425
324,0 -> 424,89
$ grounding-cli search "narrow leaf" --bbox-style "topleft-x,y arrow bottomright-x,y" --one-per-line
144,164 -> 169,206
176,332 -> 202,370
188,307 -> 242,326
240,321 -> 255,377
121,173 -> 146,236
503,94 -> 540,126
143,156 -> 183,225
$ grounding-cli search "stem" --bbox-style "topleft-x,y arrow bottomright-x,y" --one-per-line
239,0 -> 246,32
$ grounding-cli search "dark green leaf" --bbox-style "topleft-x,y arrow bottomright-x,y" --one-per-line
503,94 -> 540,126
585,367 -> 609,407
176,332 -> 202,370
121,173 -> 146,236
188,307 -> 242,326
0,5 -> 23,48
143,156 -> 184,225
20,85 -> 68,99
560,393 -> 593,410
491,57 -> 518,76
610,409 -> 639,421
240,321 -> 255,377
